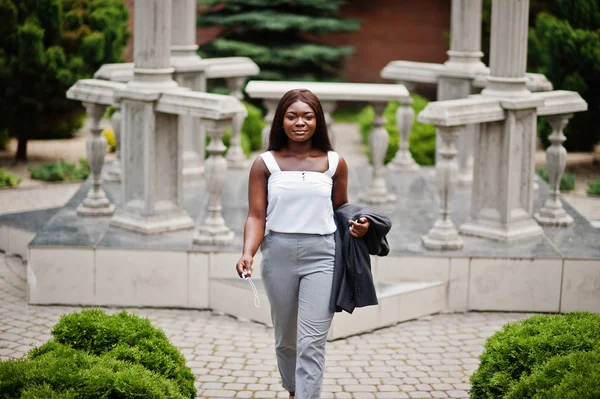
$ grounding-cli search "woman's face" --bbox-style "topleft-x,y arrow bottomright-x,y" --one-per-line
283,101 -> 317,144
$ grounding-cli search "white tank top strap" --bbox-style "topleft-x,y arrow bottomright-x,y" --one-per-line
324,151 -> 340,177
260,151 -> 281,174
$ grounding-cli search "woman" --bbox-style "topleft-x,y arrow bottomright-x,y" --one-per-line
235,89 -> 370,399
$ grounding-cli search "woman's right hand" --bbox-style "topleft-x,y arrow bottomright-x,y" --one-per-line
236,254 -> 254,278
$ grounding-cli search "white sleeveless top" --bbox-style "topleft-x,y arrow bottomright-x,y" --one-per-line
261,151 -> 339,235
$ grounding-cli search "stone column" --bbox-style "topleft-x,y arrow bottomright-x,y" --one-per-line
261,100 -> 279,149
194,119 -> 235,245
359,102 -> 396,204
111,0 -> 195,234
171,0 -> 206,178
389,99 -> 419,171
481,0 -> 531,98
436,0 -> 487,179
226,77 -> 248,168
460,0 -> 543,241
78,102 -> 115,216
105,103 -> 122,182
422,126 -> 463,250
534,114 -> 574,226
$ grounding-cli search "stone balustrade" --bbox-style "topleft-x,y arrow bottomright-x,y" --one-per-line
67,79 -> 247,244
245,80 -> 414,204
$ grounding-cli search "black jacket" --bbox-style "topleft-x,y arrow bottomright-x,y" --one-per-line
329,203 -> 392,314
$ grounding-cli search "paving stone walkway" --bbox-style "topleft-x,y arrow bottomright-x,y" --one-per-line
0,252 -> 532,399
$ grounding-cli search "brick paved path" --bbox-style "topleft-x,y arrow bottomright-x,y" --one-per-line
0,253 -> 531,399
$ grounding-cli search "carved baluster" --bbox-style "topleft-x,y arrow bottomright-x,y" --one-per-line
534,114 -> 574,226
422,126 -> 463,250
226,77 -> 248,168
321,100 -> 337,146
105,103 -> 122,182
359,102 -> 396,204
261,99 -> 278,149
389,99 -> 419,171
78,102 -> 116,216
194,119 -> 235,245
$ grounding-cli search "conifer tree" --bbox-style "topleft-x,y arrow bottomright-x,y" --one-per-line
0,0 -> 129,161
197,0 -> 360,81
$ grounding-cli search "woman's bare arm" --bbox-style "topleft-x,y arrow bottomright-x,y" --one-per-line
236,157 -> 268,278
332,156 -> 370,237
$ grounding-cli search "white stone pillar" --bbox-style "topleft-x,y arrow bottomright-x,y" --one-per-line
481,0 -> 531,98
359,102 -> 396,204
422,126 -> 463,250
194,119 -> 235,245
105,103 -> 122,182
534,114 -> 574,226
389,99 -> 419,171
171,0 -> 206,178
460,0 -> 544,241
111,0 -> 195,234
226,77 -> 248,168
78,103 -> 116,216
436,0 -> 486,179
261,100 -> 279,149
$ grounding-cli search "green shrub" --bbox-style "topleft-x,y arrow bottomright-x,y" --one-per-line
537,167 -> 576,191
358,94 -> 436,165
0,343 -> 187,399
0,168 -> 21,188
0,129 -> 10,151
588,178 -> 600,195
28,159 -> 90,182
506,350 -> 600,399
48,309 -> 195,399
242,101 -> 266,152
470,312 -> 600,399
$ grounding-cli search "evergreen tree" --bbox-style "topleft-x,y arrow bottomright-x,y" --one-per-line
197,0 -> 360,81
528,0 -> 600,151
0,0 -> 129,161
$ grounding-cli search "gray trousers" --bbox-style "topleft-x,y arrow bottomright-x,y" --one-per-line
260,232 -> 335,399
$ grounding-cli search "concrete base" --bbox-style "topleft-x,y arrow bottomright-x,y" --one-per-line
110,208 -> 195,235
459,217 -> 544,242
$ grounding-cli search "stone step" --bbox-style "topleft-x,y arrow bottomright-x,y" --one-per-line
209,278 -> 447,340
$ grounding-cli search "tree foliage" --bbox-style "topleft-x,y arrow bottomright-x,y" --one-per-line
197,0 -> 360,81
0,0 -> 129,161
528,0 -> 600,151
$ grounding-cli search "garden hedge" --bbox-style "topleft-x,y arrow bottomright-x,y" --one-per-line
0,309 -> 196,399
470,312 -> 600,399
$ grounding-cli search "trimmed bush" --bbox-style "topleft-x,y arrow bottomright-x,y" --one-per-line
28,159 -> 90,182
470,312 -> 600,399
506,350 -> 600,399
47,309 -> 195,398
537,167 -> 576,191
0,343 -> 187,398
357,94 -> 436,166
588,178 -> 600,196
0,129 -> 10,151
0,168 -> 20,188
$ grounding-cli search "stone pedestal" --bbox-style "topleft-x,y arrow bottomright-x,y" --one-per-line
194,119 -> 235,245
110,0 -> 194,234
422,126 -> 463,249
534,114 -> 574,226
78,103 -> 116,216
459,98 -> 544,241
261,100 -> 279,150
359,103 -> 396,204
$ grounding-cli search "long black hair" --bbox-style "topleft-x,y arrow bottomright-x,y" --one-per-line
267,89 -> 333,152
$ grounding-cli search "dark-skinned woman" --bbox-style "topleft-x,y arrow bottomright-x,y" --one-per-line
235,89 -> 370,399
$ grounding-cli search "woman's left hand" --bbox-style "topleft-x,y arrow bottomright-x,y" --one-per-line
348,217 -> 370,238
